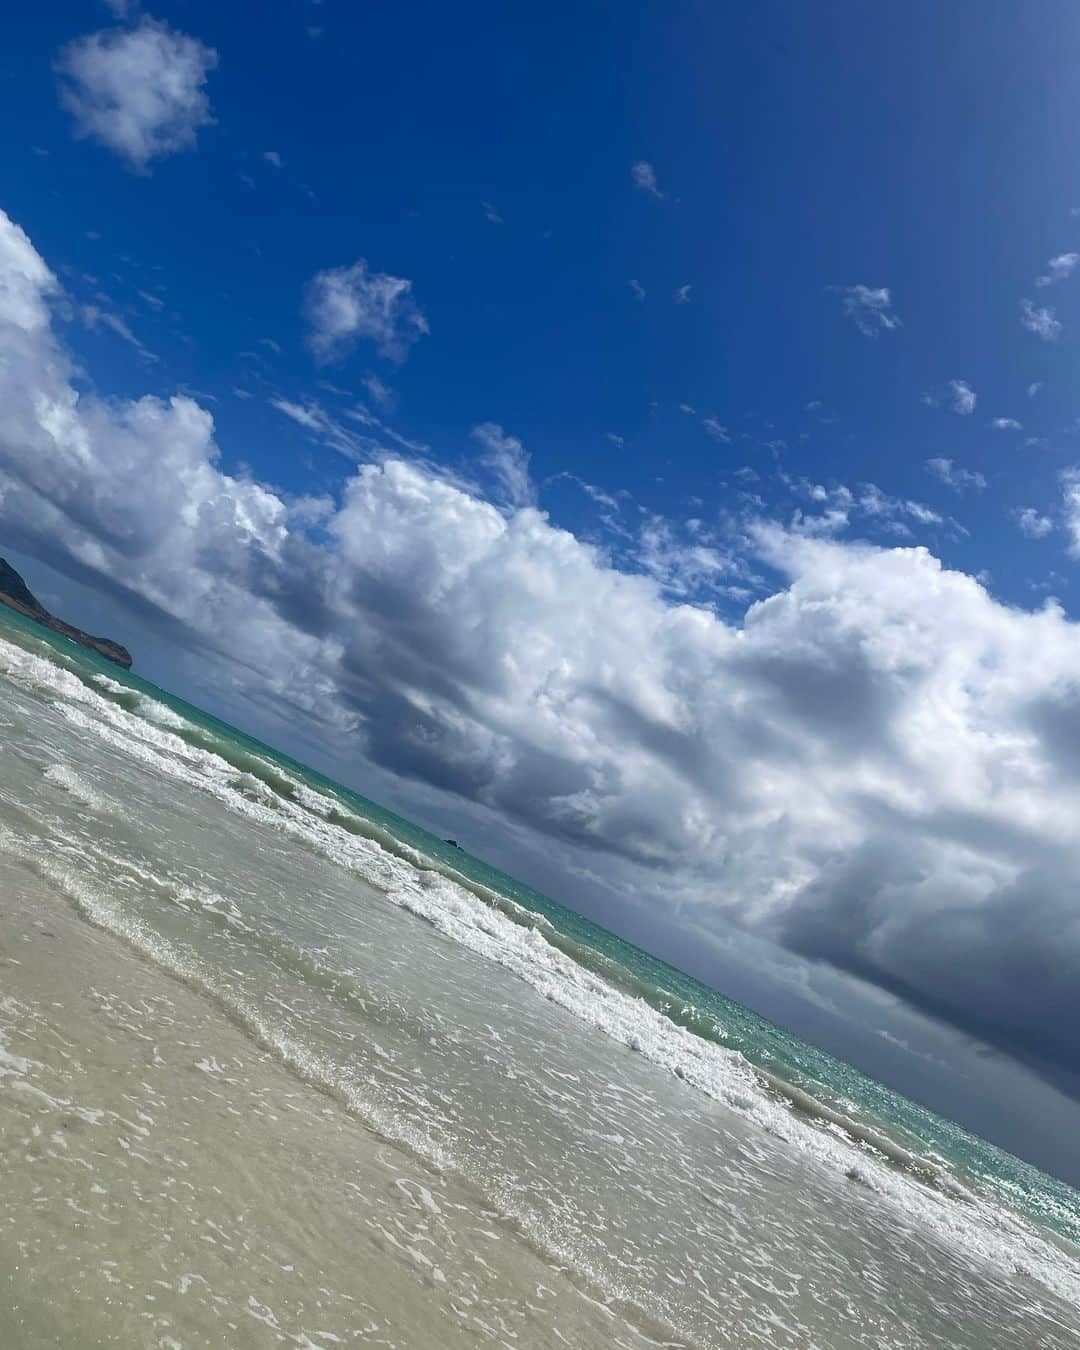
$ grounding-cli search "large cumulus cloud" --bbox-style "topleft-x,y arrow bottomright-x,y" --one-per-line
2,208 -> 1080,1086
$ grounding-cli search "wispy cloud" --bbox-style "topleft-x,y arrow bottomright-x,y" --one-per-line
925,457 -> 986,493
1020,298 -> 1062,341
270,396 -> 388,460
990,417 -> 1022,431
838,285 -> 901,336
628,279 -> 646,301
781,476 -> 952,539
263,150 -> 282,168
631,160 -> 663,199
304,259 -> 428,363
552,471 -> 623,516
1015,506 -> 1053,539
636,516 -> 741,598
702,417 -> 730,442
1063,469 -> 1080,555
362,373 -> 394,411
272,398 -> 323,431
949,379 -> 976,415
673,283 -> 692,304
482,201 -> 503,225
1036,252 -> 1079,287
857,483 -> 943,528
81,303 -> 157,362
925,380 -> 976,415
472,422 -> 535,508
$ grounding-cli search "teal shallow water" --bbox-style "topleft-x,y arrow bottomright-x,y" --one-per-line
2,601 -> 1076,1253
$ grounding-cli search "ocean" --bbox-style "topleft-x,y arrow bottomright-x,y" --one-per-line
1,600 -> 1079,1349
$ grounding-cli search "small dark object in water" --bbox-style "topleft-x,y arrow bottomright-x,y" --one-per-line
444,838 -> 460,848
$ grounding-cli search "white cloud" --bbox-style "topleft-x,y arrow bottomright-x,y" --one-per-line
1036,252 -> 1080,287
362,373 -> 394,411
856,483 -> 942,527
702,418 -> 730,442
482,201 -> 503,225
1021,298 -> 1062,342
925,457 -> 986,493
782,478 -> 949,539
990,417 -> 1022,431
471,422 -> 535,508
7,206 -> 1080,1083
605,432 -> 625,448
1028,382 -> 1044,398
636,516 -> 740,596
839,285 -> 901,336
271,398 -> 324,431
270,397 -> 386,460
56,17 -> 217,170
901,500 -> 943,525
674,284 -> 692,304
628,279 -> 646,301
1062,469 -> 1080,556
1016,507 -> 1053,539
304,259 -> 428,364
81,304 -> 156,362
263,150 -> 283,168
631,161 -> 662,198
948,379 -> 976,415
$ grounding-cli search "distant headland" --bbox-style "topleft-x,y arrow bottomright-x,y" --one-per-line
0,557 -> 132,670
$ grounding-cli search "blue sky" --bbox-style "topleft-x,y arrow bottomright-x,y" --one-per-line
7,0 -> 1080,603
7,1 -> 1080,1178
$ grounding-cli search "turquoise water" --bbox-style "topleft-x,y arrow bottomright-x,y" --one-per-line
4,600 -> 1077,1258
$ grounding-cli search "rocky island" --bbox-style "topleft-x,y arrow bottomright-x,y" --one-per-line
0,557 -> 132,669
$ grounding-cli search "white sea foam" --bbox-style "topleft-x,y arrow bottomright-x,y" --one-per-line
43,763 -> 108,813
0,820 -> 459,1178
91,673 -> 129,695
0,1024 -> 37,1082
2,629 -> 1079,1308
136,695 -> 189,730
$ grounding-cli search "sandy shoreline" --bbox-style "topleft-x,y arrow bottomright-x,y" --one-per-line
0,851 -> 635,1349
